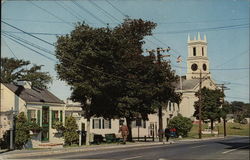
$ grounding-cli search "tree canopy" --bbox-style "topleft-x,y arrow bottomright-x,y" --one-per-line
194,87 -> 224,130
1,57 -> 52,89
55,18 -> 180,140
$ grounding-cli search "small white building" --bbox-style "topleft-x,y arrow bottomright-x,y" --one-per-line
65,99 -> 179,142
0,81 -> 65,148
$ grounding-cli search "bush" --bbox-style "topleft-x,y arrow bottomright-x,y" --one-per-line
64,116 -> 79,145
168,114 -> 193,137
15,112 -> 30,149
28,122 -> 42,134
53,121 -> 65,131
0,131 -> 10,149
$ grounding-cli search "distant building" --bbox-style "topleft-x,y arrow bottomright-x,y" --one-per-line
0,81 -> 65,148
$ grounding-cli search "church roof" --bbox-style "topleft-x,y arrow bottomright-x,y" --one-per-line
175,78 -> 200,90
3,83 -> 64,104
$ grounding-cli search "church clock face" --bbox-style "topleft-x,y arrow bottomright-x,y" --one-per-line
191,63 -> 198,71
203,64 -> 207,71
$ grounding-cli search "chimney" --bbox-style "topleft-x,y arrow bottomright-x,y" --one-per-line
17,81 -> 32,89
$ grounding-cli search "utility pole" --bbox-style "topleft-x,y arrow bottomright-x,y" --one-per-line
146,47 -> 170,142
216,83 -> 230,137
192,70 -> 210,139
198,69 -> 202,139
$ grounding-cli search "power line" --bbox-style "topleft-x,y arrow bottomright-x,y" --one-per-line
72,1 -> 107,26
89,0 -> 121,23
29,1 -> 73,27
2,21 -> 55,46
3,32 -> 55,56
173,64 -> 249,71
2,30 -> 65,36
105,0 -> 127,17
2,38 -> 18,59
55,1 -> 82,22
154,23 -> 249,34
215,50 -> 249,68
2,18 -> 74,24
156,18 -> 249,25
2,33 -> 57,62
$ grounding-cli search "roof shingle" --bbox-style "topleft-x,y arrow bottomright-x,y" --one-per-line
3,83 -> 64,104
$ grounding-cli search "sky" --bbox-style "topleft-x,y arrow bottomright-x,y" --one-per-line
1,0 -> 249,103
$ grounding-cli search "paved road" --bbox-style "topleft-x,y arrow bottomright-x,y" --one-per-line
2,136 -> 249,160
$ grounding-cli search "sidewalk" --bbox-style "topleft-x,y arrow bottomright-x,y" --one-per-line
0,141 -> 166,159
0,136 -> 226,159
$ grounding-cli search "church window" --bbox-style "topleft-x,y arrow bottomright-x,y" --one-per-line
191,63 -> 198,71
203,64 -> 207,71
193,47 -> 196,56
202,47 -> 204,56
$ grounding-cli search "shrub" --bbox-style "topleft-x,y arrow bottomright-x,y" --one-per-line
15,112 -> 30,149
28,122 -> 42,134
53,121 -> 65,131
64,116 -> 79,145
168,114 -> 193,137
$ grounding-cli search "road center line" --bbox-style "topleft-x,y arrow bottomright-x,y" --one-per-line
222,145 -> 249,154
190,145 -> 206,148
121,155 -> 143,160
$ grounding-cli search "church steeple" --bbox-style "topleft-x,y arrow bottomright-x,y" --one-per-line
186,33 -> 210,80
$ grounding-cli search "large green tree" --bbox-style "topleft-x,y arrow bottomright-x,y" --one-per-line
55,19 -> 179,142
194,87 -> 224,131
1,57 -> 52,89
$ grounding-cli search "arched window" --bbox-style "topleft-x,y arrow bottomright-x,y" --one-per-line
202,47 -> 204,56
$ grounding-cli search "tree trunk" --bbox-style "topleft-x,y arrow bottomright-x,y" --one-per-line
126,117 -> 133,142
223,118 -> 227,137
210,119 -> 214,134
158,106 -> 163,142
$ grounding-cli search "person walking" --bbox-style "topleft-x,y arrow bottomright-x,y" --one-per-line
119,123 -> 129,144
165,128 -> 170,142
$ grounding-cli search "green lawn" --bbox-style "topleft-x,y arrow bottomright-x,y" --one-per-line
187,122 -> 249,138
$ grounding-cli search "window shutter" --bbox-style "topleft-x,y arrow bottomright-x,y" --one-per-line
99,119 -> 101,129
102,119 -> 104,129
37,110 -> 40,126
52,111 -> 55,123
60,111 -> 63,122
27,110 -> 31,122
92,119 -> 94,129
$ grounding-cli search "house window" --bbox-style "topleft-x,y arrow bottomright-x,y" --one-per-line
103,119 -> 111,129
169,103 -> 172,111
92,119 -> 101,129
27,110 -> 36,122
193,47 -> 196,56
143,120 -> 146,128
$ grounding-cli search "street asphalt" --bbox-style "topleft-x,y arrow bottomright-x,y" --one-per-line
1,136 -> 249,160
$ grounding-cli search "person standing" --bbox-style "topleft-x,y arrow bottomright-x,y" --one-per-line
165,128 -> 170,142
119,123 -> 129,144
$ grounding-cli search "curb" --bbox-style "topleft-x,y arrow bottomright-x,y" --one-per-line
1,142 -> 166,159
